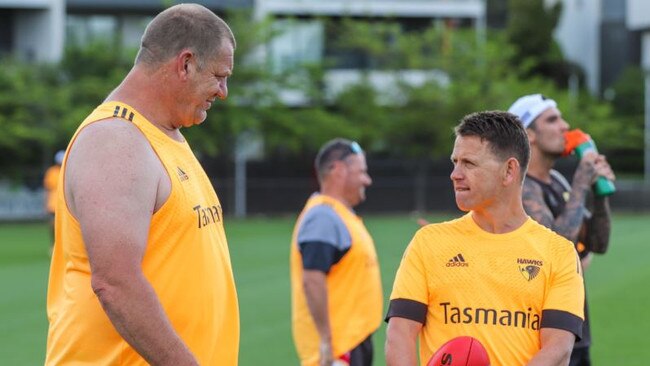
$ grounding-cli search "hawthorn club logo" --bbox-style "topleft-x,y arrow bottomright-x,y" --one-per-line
517,258 -> 543,281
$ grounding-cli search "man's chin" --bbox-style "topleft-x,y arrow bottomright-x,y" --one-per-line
454,199 -> 471,212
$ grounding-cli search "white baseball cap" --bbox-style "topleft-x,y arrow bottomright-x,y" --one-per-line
508,94 -> 557,128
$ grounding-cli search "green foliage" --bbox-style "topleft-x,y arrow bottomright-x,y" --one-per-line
507,0 -> 561,65
0,60 -> 67,177
505,0 -> 578,86
0,11 -> 643,178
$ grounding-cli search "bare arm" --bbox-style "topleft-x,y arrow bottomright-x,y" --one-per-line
302,269 -> 333,366
522,177 -> 587,243
523,153 -> 601,243
526,328 -> 575,366
66,120 -> 196,365
582,155 -> 613,253
385,317 -> 422,366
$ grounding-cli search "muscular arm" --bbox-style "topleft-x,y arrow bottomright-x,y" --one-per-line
302,269 -> 333,366
526,328 -> 575,366
522,178 -> 588,243
385,317 -> 422,366
582,194 -> 611,254
66,120 -> 197,365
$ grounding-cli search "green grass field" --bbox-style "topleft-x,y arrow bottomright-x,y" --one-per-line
1,213 -> 648,365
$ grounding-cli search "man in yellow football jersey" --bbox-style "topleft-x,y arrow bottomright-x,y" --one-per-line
386,111 -> 585,366
291,138 -> 383,366
509,94 -> 615,366
46,4 -> 239,365
43,150 -> 64,247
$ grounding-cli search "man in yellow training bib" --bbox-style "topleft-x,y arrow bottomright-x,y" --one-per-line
291,138 -> 383,366
385,111 -> 585,366
45,4 -> 239,365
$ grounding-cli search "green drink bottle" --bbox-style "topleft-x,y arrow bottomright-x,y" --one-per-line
573,139 -> 616,196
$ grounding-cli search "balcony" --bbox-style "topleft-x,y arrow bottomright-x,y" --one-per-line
257,0 -> 485,19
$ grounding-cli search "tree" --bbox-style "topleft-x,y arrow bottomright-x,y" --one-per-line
506,0 -> 580,86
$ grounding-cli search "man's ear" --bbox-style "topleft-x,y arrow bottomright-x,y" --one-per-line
526,128 -> 536,145
330,160 -> 347,179
503,157 -> 520,186
176,50 -> 194,80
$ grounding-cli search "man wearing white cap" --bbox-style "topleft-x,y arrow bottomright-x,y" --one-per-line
508,94 -> 615,366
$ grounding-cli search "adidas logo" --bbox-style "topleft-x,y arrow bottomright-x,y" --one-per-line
177,167 -> 189,182
446,253 -> 469,267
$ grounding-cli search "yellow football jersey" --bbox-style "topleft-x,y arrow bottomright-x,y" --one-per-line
43,165 -> 60,213
291,194 -> 383,366
388,213 -> 584,366
46,102 -> 239,365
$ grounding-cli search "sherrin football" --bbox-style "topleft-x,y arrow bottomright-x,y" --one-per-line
427,336 -> 490,366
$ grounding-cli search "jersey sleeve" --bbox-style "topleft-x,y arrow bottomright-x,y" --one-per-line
296,204 -> 351,273
385,231 -> 429,324
541,237 -> 585,339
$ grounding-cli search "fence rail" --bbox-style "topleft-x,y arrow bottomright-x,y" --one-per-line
3,176 -> 649,221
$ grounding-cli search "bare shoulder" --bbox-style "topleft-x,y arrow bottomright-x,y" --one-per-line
65,118 -> 164,217
522,177 -> 553,228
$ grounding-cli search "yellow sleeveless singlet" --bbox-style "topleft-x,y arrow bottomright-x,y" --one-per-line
290,194 -> 383,366
45,102 -> 239,365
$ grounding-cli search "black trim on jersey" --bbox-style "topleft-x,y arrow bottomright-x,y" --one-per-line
112,106 -> 134,122
299,241 -> 348,273
541,309 -> 583,341
385,298 -> 428,325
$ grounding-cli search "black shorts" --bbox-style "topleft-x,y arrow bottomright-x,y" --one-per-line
349,334 -> 373,366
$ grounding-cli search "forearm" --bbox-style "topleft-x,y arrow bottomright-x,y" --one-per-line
385,336 -> 418,366
551,183 -> 589,243
94,275 -> 197,365
303,273 -> 332,342
586,197 -> 611,253
526,347 -> 570,366
527,328 -> 574,366
385,318 -> 421,366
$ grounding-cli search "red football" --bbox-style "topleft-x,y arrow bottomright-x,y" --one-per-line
427,336 -> 490,366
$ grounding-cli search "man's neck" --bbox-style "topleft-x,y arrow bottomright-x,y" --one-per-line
470,193 -> 528,234
319,187 -> 352,210
105,66 -> 183,141
527,149 -> 556,183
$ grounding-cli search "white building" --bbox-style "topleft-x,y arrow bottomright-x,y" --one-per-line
627,0 -> 650,71
553,0 -> 638,95
0,0 -> 64,62
254,0 -> 486,104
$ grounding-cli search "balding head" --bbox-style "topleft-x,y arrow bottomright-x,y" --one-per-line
135,4 -> 235,69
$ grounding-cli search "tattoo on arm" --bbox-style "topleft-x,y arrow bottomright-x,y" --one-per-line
584,194 -> 611,253
522,179 -> 585,243
522,180 -> 554,228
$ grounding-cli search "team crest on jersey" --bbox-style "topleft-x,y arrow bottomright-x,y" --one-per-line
177,167 -> 189,182
519,265 -> 540,281
517,258 -> 543,281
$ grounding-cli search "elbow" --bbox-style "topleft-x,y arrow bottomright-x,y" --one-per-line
91,274 -> 115,307
91,271 -> 132,308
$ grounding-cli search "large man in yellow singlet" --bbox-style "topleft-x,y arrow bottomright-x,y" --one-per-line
46,4 -> 239,365
291,139 -> 383,366
385,112 -> 585,366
